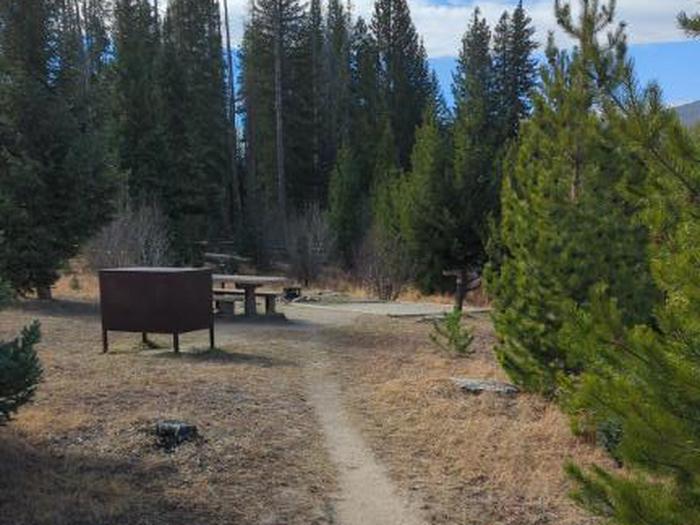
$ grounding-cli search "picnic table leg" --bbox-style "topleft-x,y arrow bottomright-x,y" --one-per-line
173,333 -> 180,354
209,324 -> 215,349
265,295 -> 276,315
102,329 -> 109,353
243,285 -> 257,316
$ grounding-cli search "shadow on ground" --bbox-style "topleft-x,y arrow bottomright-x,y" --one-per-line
0,431 -> 210,525
151,347 -> 298,368
14,298 -> 100,319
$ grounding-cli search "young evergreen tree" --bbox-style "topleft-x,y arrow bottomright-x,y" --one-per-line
534,2 -> 700,522
401,106 -> 452,290
328,145 -> 364,266
370,117 -> 404,245
0,317 -> 42,424
486,22 -> 656,396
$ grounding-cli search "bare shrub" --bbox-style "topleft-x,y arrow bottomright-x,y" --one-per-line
355,226 -> 415,301
287,204 -> 333,286
85,202 -> 172,269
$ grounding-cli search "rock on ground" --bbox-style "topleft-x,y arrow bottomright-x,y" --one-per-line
451,378 -> 519,396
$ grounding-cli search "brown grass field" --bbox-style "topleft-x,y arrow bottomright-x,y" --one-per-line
0,268 -> 609,524
322,316 -> 609,525
0,292 -> 335,524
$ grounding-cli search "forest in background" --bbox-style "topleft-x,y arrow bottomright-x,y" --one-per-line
3,1 -> 700,523
0,0 -> 538,298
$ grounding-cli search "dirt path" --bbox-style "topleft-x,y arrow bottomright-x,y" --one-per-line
276,305 -> 426,525
305,352 -> 425,525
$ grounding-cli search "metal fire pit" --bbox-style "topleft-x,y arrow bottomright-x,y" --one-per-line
99,268 -> 214,353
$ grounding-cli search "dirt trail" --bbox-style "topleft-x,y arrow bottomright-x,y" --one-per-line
305,352 -> 426,525
215,305 -> 427,525
279,305 -> 426,525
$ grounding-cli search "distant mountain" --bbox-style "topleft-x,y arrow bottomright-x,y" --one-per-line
675,100 -> 700,127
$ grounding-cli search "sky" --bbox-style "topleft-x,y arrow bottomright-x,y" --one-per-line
221,0 -> 700,106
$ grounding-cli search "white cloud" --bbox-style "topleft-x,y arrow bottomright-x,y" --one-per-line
409,0 -> 699,57
217,0 -> 700,58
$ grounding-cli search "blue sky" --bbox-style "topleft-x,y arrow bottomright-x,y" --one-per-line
431,39 -> 700,108
223,0 -> 700,106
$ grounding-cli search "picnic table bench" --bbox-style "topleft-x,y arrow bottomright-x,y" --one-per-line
213,274 -> 290,316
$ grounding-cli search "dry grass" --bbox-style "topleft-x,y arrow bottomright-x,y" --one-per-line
323,315 -> 609,525
4,264 -> 607,525
308,269 -> 490,308
0,295 -> 335,525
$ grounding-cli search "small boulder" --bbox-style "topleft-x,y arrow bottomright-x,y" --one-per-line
451,378 -> 519,396
155,420 -> 198,450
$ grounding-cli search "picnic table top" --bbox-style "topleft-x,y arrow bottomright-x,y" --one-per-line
212,274 -> 290,287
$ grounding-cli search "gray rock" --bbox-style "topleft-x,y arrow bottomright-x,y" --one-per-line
155,420 -> 198,450
451,378 -> 519,396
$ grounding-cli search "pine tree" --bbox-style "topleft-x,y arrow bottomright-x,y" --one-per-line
370,116 -> 404,252
240,0 -> 314,255
347,16 -> 383,187
0,0 -> 115,297
328,145 -> 363,266
537,2 -> 700,522
450,9 -> 499,273
113,0 -> 167,201
486,22 -> 656,395
322,0 -> 352,188
401,106 -> 452,290
0,318 -> 42,424
240,17 -> 273,259
493,1 -> 538,139
222,0 -> 243,237
371,0 -> 430,170
308,0 -> 325,199
678,9 -> 700,36
160,0 -> 232,259
326,16 -> 381,265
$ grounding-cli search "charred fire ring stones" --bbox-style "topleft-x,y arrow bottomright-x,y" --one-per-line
155,420 -> 198,450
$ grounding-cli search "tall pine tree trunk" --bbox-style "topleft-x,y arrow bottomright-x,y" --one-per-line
273,8 -> 287,240
223,0 -> 242,237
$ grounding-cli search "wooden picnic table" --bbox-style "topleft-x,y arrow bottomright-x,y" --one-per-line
213,274 -> 289,316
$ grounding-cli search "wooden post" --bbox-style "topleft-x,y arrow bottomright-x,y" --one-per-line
173,333 -> 180,354
454,269 -> 466,313
209,325 -> 215,349
102,329 -> 109,353
443,269 -> 468,313
243,285 -> 257,316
